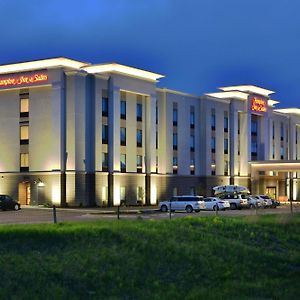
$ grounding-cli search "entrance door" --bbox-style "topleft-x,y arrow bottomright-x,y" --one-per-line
18,182 -> 31,205
266,186 -> 277,199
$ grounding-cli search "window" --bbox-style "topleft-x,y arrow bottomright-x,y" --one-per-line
272,144 -> 275,159
224,113 -> 228,132
251,119 -> 258,136
251,141 -> 258,156
20,98 -> 29,117
224,160 -> 229,176
137,186 -> 144,202
224,138 -> 228,154
280,146 -> 284,160
190,109 -> 195,128
280,123 -> 284,141
211,137 -> 216,153
120,100 -> 126,119
173,156 -> 178,174
272,122 -> 275,139
102,97 -> 108,116
190,158 -> 195,175
211,161 -> 216,175
120,186 -> 126,202
20,125 -> 29,145
102,152 -> 108,171
102,125 -> 108,144
173,133 -> 178,150
173,107 -> 178,126
136,103 -> 142,121
211,109 -> 216,130
137,129 -> 142,147
156,131 -> 158,149
190,135 -> 195,152
20,153 -> 29,172
156,102 -> 158,125
190,187 -> 196,196
120,127 -> 126,146
137,155 -> 143,173
120,154 -> 126,172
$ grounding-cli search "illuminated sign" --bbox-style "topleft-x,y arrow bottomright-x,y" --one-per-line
251,97 -> 267,113
0,72 -> 48,89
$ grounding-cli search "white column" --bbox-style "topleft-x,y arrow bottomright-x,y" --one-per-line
145,93 -> 156,173
51,78 -> 65,171
240,111 -> 250,176
108,78 -> 120,172
229,104 -> 239,176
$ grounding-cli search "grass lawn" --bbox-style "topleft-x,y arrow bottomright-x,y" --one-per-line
0,214 -> 299,299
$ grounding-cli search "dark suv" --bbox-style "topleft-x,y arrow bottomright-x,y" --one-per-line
0,195 -> 20,211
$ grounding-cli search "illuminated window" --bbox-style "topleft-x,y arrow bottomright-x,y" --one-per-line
120,186 -> 126,203
173,156 -> 178,174
190,158 -> 195,175
102,152 -> 108,171
20,98 -> 29,117
20,125 -> 29,144
137,155 -> 142,173
120,154 -> 126,172
20,153 -> 29,172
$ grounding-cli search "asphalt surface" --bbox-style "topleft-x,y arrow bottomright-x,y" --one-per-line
0,204 -> 299,225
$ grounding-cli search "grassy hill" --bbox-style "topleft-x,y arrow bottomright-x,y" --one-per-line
0,214 -> 299,299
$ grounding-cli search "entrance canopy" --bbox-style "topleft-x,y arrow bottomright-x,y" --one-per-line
250,160 -> 300,172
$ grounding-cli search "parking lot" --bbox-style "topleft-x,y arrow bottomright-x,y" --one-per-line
0,204 -> 299,225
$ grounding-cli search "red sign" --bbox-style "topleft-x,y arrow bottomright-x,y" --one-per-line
0,72 -> 48,88
251,97 -> 267,113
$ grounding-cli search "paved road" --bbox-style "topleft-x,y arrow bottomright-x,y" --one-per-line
0,205 -> 299,225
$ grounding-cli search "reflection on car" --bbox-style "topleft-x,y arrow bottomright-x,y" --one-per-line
203,197 -> 230,211
159,196 -> 205,213
0,195 -> 21,211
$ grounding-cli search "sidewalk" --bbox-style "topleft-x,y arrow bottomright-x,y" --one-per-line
23,205 -> 159,214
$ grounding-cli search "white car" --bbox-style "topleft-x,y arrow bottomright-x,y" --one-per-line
247,196 -> 263,208
252,195 -> 273,208
203,197 -> 230,211
159,195 -> 205,213
218,193 -> 249,209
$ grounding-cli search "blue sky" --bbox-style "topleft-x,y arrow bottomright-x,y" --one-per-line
0,0 -> 299,107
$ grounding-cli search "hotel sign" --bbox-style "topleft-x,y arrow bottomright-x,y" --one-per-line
251,97 -> 267,113
0,71 -> 48,89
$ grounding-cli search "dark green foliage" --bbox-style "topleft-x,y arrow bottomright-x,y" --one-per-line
0,214 -> 299,299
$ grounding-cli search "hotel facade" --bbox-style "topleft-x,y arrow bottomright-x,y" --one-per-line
0,57 -> 299,207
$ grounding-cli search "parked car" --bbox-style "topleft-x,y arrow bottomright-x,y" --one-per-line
252,195 -> 273,208
0,195 -> 20,211
247,196 -> 264,209
218,193 -> 249,209
203,197 -> 230,211
159,195 -> 205,213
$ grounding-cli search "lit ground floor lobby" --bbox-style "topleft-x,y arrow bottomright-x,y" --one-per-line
250,160 -> 300,201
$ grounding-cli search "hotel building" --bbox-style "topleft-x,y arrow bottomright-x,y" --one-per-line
0,57 -> 299,207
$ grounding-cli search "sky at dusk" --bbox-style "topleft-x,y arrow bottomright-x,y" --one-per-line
1,0 -> 299,108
